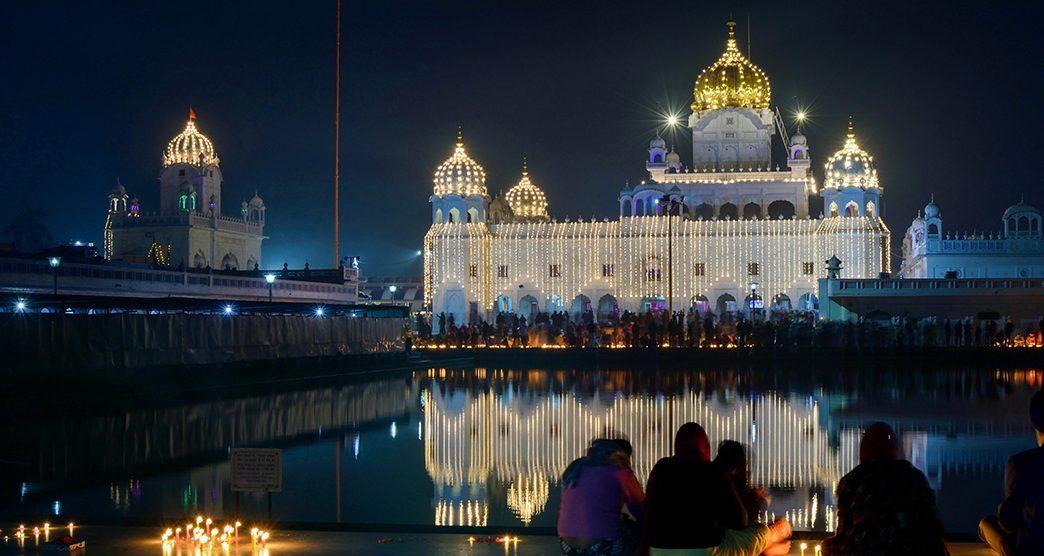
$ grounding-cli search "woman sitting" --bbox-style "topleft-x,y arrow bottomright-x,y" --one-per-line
714,441 -> 789,556
822,422 -> 948,556
644,423 -> 791,556
558,438 -> 645,555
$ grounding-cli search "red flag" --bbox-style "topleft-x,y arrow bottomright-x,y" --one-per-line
189,107 -> 197,121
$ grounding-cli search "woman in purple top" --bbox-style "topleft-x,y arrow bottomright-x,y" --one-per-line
558,438 -> 645,556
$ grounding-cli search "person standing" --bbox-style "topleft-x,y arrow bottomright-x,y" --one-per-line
980,390 -> 1044,556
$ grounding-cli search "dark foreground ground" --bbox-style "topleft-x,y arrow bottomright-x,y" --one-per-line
0,526 -> 995,556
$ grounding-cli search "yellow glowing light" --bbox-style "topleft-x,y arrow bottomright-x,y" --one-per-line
796,111 -> 806,122
692,20 -> 771,112
433,128 -> 488,198
504,160 -> 549,220
823,117 -> 879,191
164,113 -> 219,168
666,114 -> 679,126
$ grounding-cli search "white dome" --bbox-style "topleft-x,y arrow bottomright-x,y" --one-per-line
823,118 -> 878,190
164,110 -> 219,167
791,133 -> 807,146
505,161 -> 548,220
666,149 -> 681,163
924,200 -> 939,218
433,129 -> 488,198
1003,201 -> 1040,220
249,191 -> 265,209
650,135 -> 666,149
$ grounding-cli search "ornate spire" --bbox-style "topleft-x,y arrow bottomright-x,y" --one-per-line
522,156 -> 528,177
847,116 -> 855,139
456,126 -> 463,148
726,19 -> 737,44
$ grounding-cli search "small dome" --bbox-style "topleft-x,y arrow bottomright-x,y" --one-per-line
433,128 -> 488,198
924,200 -> 940,218
666,149 -> 681,163
164,109 -> 219,167
823,118 -> 879,190
1003,200 -> 1041,220
650,135 -> 666,149
691,20 -> 771,112
791,133 -> 807,146
505,161 -> 549,220
249,191 -> 265,209
110,182 -> 127,197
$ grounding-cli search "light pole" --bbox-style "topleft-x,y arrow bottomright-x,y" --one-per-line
749,281 -> 760,322
49,257 -> 61,295
265,273 -> 276,302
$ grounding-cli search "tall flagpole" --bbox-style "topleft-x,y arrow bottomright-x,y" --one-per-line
333,0 -> 341,267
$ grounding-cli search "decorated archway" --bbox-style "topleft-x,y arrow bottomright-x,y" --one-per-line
596,294 -> 619,322
569,294 -> 592,321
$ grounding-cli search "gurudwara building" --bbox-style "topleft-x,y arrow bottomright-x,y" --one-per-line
424,21 -> 890,324
103,110 -> 267,270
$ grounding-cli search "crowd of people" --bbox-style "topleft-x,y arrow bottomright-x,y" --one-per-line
416,308 -> 1044,350
555,391 -> 1044,556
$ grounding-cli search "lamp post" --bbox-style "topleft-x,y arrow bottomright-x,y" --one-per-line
749,281 -> 760,322
265,273 -> 276,302
49,257 -> 61,295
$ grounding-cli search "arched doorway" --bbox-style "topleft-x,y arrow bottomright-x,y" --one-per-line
719,203 -> 738,220
640,296 -> 666,313
771,293 -> 792,314
692,203 -> 714,220
691,294 -> 710,314
596,294 -> 619,323
742,202 -> 762,219
767,200 -> 795,219
798,292 -> 819,311
716,293 -> 737,315
546,294 -> 564,313
569,294 -> 592,321
495,294 -> 513,315
518,295 -> 539,322
221,252 -> 239,270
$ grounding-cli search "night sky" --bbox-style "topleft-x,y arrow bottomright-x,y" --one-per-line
4,1 -> 1043,277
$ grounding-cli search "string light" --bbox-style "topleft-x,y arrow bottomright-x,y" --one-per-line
163,111 -> 219,167
823,117 -> 879,191
692,20 -> 771,112
433,128 -> 488,198
504,159 -> 549,220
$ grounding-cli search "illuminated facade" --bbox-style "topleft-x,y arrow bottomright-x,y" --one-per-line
104,110 -> 267,270
424,22 -> 890,323
900,198 -> 1044,278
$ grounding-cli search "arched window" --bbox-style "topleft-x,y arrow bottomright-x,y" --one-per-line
829,202 -> 839,217
692,203 -> 714,220
719,203 -> 738,220
448,207 -> 461,223
844,201 -> 859,217
653,154 -> 663,163
928,223 -> 939,235
622,200 -> 632,217
866,201 -> 876,216
742,202 -> 762,219
434,208 -> 443,223
467,207 -> 480,224
767,200 -> 795,219
1018,216 -> 1029,231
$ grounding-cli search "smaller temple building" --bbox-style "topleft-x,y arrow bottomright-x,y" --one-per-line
104,110 -> 266,271
900,198 -> 1044,279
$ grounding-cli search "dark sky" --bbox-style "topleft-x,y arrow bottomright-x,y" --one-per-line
4,1 -> 1042,276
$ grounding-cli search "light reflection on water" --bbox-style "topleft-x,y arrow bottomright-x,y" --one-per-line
0,367 -> 1039,537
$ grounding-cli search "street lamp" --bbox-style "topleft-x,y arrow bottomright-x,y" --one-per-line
749,281 -> 760,322
264,273 -> 276,302
48,257 -> 61,295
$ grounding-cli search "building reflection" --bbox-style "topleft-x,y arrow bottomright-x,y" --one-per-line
421,368 -> 1036,529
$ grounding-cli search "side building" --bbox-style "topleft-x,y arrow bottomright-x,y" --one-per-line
424,21 -> 890,325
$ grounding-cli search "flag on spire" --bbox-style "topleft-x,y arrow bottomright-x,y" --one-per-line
189,107 -> 197,121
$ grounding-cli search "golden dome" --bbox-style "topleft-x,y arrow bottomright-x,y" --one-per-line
691,20 -> 771,112
823,118 -> 879,190
433,128 -> 488,197
163,109 -> 219,167
505,160 -> 549,220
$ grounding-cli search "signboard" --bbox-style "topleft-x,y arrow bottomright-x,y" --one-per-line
231,448 -> 283,493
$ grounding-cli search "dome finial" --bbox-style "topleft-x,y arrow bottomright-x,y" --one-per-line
726,19 -> 737,43
456,126 -> 463,148
522,156 -> 528,177
847,115 -> 855,139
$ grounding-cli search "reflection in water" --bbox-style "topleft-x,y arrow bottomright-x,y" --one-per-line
421,368 -> 1038,531
1,367 -> 1039,535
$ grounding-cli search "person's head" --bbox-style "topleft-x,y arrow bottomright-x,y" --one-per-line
674,422 -> 711,463
1030,390 -> 1044,446
714,440 -> 748,479
859,422 -> 900,463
